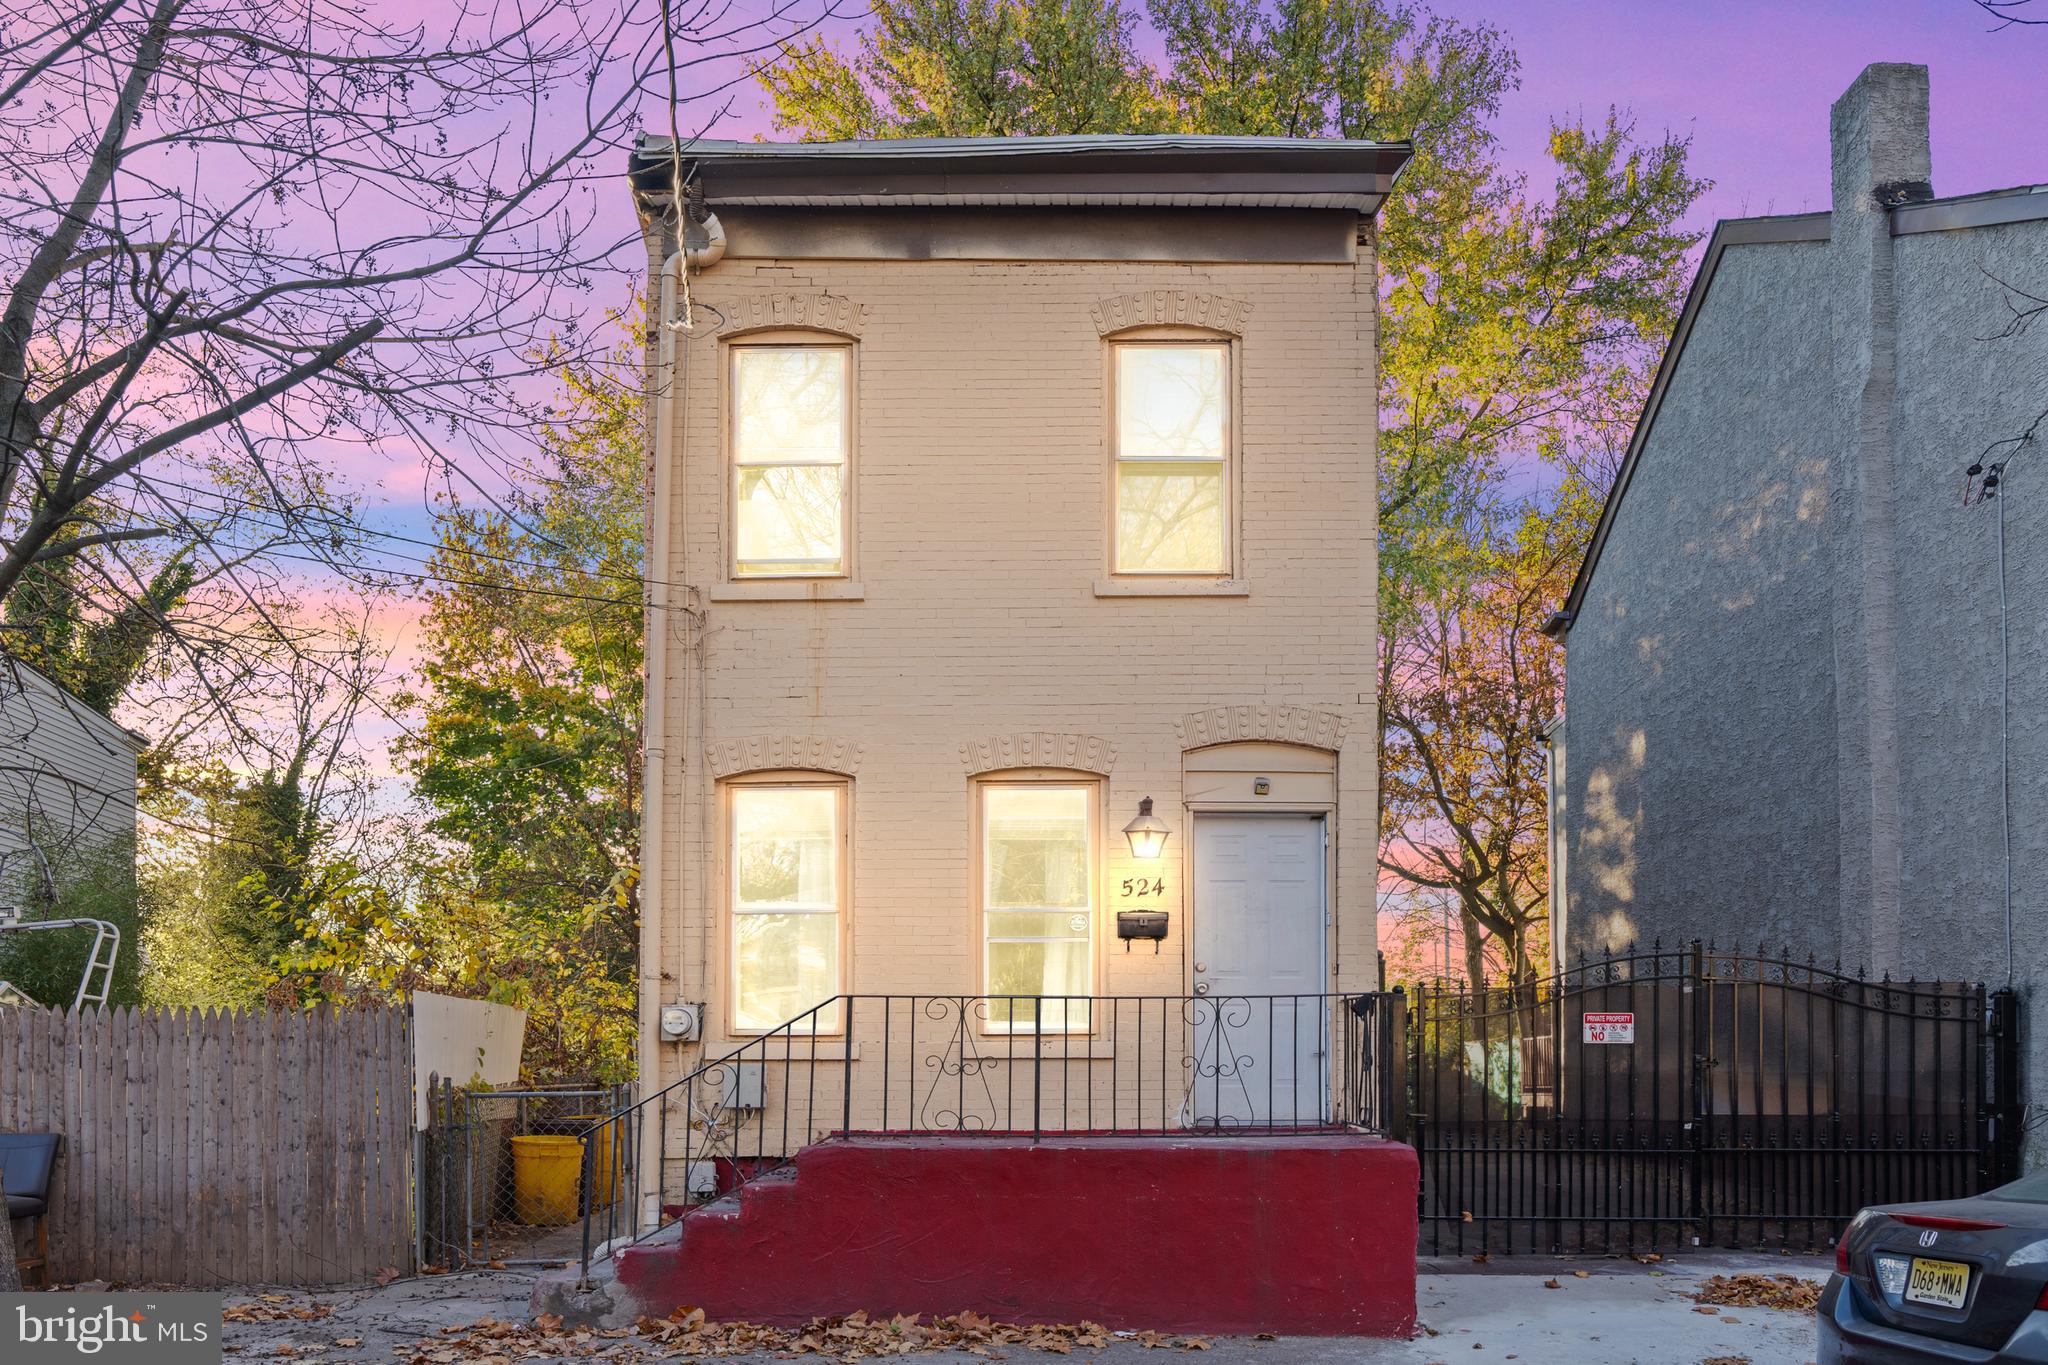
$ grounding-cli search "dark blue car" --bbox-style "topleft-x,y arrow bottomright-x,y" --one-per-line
1823,1173 -> 2048,1362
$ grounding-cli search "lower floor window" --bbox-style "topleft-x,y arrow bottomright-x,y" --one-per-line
730,781 -> 844,1032
979,780 -> 1096,1032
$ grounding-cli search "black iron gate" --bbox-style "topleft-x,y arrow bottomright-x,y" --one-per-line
1409,944 -> 2023,1255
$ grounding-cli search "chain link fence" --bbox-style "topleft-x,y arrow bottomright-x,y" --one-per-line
421,1077 -> 632,1269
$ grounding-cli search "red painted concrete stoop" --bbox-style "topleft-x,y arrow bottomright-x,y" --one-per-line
613,1133 -> 1418,1337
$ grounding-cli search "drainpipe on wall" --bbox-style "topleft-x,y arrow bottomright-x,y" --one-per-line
634,248 -> 689,1235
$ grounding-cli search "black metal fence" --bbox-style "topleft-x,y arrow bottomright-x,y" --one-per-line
1410,944 -> 2023,1256
575,991 -> 1403,1276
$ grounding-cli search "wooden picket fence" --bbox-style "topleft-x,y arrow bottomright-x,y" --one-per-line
0,1005 -> 414,1286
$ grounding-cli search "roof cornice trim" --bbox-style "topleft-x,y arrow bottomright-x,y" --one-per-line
1548,212 -> 1833,638
629,135 -> 1413,218
1891,185 -> 2048,236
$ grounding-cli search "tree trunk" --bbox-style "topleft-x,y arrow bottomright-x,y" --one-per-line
1460,902 -> 1488,993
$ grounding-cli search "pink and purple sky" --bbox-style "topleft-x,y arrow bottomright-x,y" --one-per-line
330,1 -> 2048,781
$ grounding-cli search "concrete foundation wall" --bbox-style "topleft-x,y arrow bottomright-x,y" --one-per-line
614,1133 -> 1419,1335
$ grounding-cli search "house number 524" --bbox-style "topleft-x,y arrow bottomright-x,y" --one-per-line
1120,877 -> 1165,898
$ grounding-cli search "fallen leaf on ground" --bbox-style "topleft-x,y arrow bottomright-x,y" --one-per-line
1542,1279 -> 1561,1290
394,1312 -> 1215,1364
333,1341 -> 361,1349
1691,1274 -> 1823,1312
1572,1271 -> 1590,1279
375,1268 -> 402,1287
225,1303 -> 336,1324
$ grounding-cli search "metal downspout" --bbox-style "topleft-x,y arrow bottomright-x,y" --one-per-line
635,250 -> 688,1233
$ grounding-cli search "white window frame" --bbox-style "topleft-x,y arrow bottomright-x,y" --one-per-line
1108,335 -> 1236,578
724,775 -> 850,1036
726,337 -> 855,581
972,774 -> 1101,1035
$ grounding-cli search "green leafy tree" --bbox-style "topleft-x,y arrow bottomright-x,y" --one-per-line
765,0 -> 1166,137
139,614 -> 384,1008
394,341 -> 646,1083
4,548 -> 195,717
758,4 -> 1710,982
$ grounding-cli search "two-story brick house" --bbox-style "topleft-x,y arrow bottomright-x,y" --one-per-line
601,135 -> 1418,1332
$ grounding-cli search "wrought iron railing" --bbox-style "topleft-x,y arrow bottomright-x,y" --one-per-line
574,991 -> 1403,1278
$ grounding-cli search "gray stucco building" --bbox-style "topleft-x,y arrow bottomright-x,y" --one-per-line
1550,65 -> 2048,1010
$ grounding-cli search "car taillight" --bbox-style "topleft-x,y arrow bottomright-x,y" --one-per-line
2036,1282 -> 2048,1312
1838,1209 -> 1887,1273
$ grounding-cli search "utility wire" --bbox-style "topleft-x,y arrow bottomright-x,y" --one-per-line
130,478 -> 701,602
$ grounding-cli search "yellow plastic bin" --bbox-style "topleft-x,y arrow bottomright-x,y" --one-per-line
509,1134 -> 583,1225
560,1116 -> 616,1209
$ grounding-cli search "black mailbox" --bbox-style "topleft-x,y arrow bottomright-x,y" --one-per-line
1116,910 -> 1169,950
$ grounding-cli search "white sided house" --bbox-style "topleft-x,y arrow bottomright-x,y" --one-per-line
0,660 -> 142,908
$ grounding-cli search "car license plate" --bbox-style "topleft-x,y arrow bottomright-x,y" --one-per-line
1905,1257 -> 1970,1309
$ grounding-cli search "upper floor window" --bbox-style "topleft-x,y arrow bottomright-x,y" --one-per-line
731,343 -> 851,578
1111,340 -> 1230,575
730,779 -> 846,1032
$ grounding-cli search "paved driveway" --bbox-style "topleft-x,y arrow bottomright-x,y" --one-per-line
217,1253 -> 1824,1365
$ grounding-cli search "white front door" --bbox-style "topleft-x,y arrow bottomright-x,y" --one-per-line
1190,812 -> 1328,1126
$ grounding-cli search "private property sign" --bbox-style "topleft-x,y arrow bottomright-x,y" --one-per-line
1582,1012 -> 1635,1044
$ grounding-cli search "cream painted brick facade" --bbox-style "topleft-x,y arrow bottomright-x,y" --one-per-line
638,208 -> 1382,1101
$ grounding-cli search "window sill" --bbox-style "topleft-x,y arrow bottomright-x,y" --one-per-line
1092,578 -> 1248,599
710,580 -> 865,603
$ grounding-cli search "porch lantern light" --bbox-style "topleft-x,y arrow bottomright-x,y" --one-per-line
1122,797 -> 1170,859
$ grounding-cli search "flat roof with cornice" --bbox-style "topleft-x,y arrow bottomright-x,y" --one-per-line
630,134 -> 1414,216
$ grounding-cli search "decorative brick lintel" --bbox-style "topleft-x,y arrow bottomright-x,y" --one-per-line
1091,291 -> 1253,337
708,735 -> 865,778
1176,706 -> 1347,752
718,293 -> 869,337
960,733 -> 1118,776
